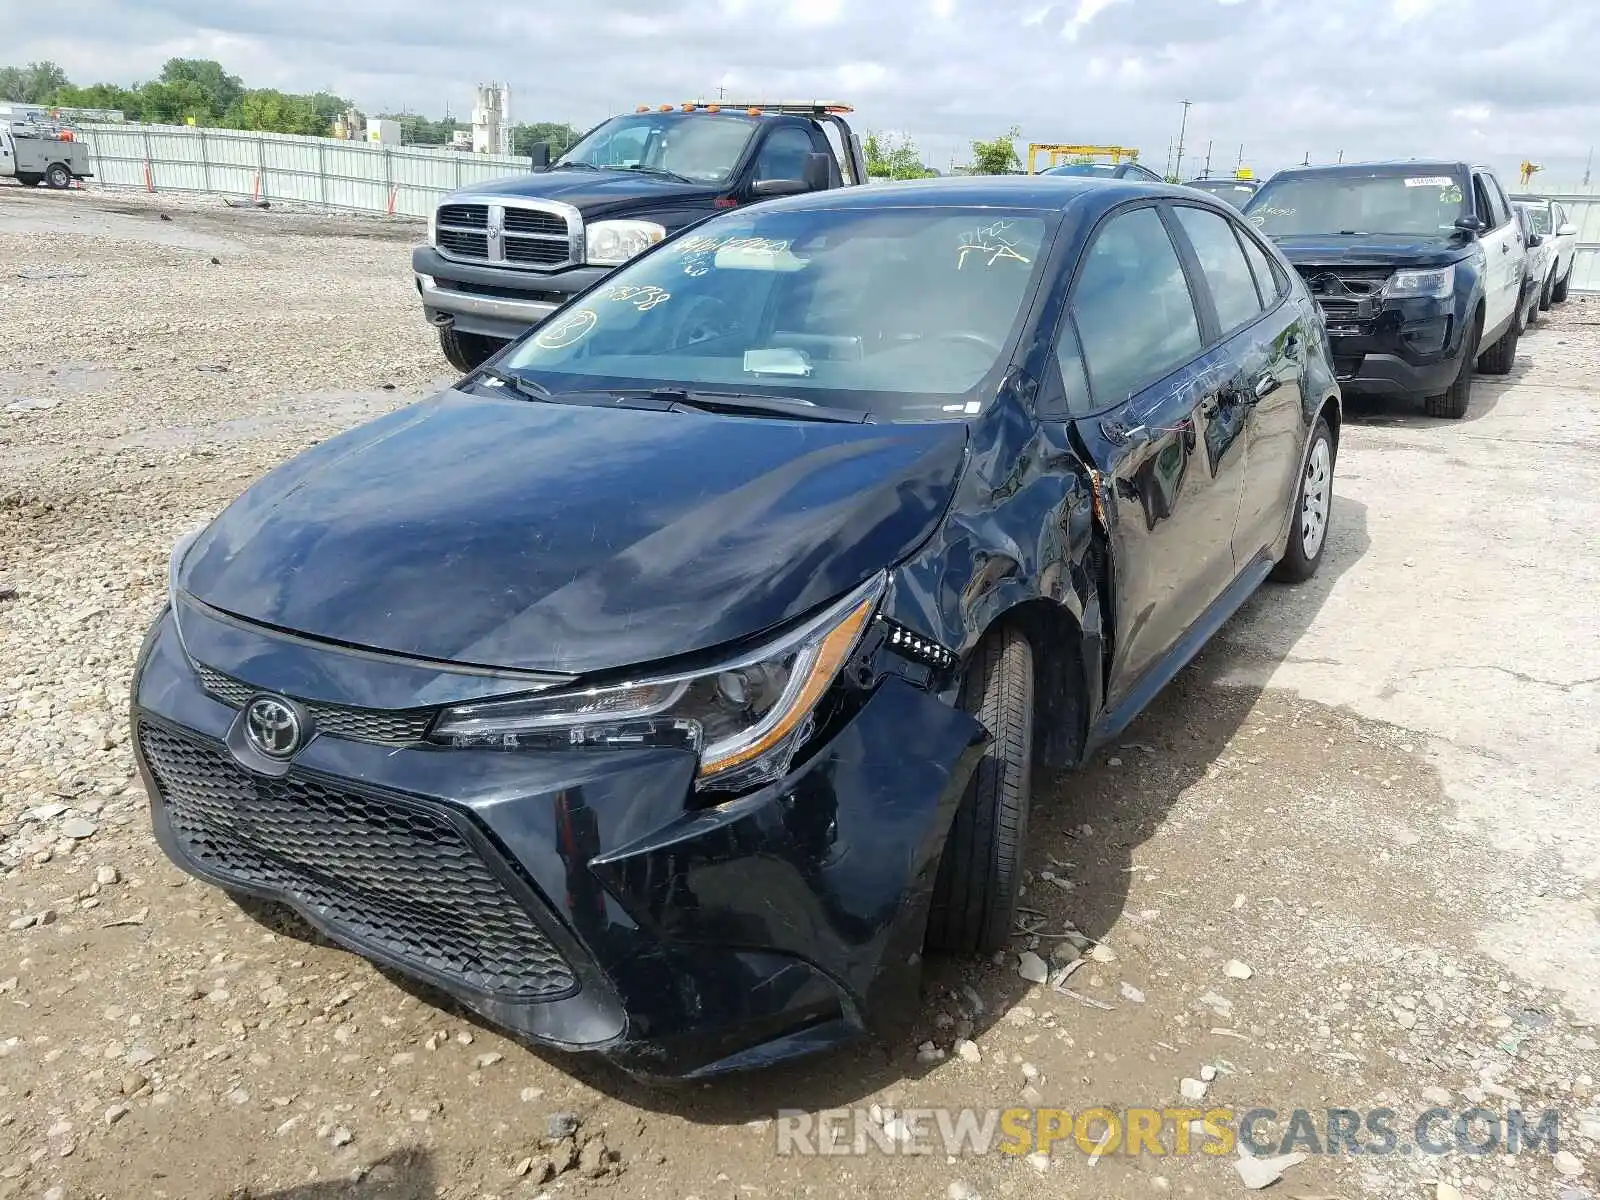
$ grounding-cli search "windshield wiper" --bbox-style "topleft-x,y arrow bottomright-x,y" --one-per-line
552,160 -> 602,172
472,365 -> 553,404
604,163 -> 696,184
642,387 -> 871,424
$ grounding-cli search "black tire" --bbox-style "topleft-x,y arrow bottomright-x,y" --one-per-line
1272,417 -> 1335,583
1553,266 -> 1571,304
44,163 -> 71,190
926,627 -> 1035,956
1539,271 -> 1554,312
1425,311 -> 1479,419
14,172 -> 42,187
1477,322 -> 1518,376
438,327 -> 503,373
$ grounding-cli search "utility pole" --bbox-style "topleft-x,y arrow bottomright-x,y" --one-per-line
1302,151 -> 1311,166
716,85 -> 727,101
1164,140 -> 1174,179
1202,139 -> 1213,177
1585,146 -> 1593,188
1337,149 -> 1344,163
1173,100 -> 1192,180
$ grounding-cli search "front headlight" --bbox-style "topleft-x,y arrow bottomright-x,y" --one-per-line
585,219 -> 666,266
1387,264 -> 1455,300
431,573 -> 885,791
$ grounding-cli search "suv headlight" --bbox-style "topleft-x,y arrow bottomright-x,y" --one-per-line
431,573 -> 885,791
1387,264 -> 1455,300
585,219 -> 666,266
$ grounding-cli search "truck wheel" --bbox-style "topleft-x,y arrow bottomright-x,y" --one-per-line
1539,271 -> 1554,312
44,163 -> 72,190
926,626 -> 1034,956
15,172 -> 42,188
1477,323 -> 1518,376
438,327 -> 503,373
1425,312 -> 1479,419
1553,266 -> 1571,305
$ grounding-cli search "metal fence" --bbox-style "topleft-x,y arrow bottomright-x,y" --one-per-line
1512,190 -> 1600,294
76,122 -> 534,219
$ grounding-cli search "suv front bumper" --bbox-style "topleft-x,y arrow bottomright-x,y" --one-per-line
412,245 -> 610,342
1322,295 -> 1464,397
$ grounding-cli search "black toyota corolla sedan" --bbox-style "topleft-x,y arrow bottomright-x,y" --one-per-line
133,176 -> 1340,1079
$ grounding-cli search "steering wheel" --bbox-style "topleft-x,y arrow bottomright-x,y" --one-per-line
929,330 -> 1005,356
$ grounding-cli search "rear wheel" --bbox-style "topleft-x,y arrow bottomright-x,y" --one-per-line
926,627 -> 1034,956
44,163 -> 71,190
1553,265 -> 1572,304
1425,311 -> 1479,419
438,327 -> 503,374
1272,418 -> 1335,583
1477,322 -> 1519,376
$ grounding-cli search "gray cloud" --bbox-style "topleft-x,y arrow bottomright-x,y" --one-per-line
11,0 -> 1600,186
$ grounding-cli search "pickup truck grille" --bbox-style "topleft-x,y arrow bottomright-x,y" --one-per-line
433,200 -> 579,271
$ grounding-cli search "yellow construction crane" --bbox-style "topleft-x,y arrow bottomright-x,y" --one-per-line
1519,160 -> 1543,187
1027,143 -> 1140,174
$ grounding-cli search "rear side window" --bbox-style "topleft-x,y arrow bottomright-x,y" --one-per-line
1071,206 -> 1202,407
1172,205 -> 1265,333
752,126 -> 816,183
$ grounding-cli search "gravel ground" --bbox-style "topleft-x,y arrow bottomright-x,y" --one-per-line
1,184 -> 1597,1200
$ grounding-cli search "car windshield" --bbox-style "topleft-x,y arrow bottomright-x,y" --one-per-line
1045,163 -> 1121,177
501,205 -> 1055,421
1187,180 -> 1259,208
1246,170 -> 1468,236
555,113 -> 759,184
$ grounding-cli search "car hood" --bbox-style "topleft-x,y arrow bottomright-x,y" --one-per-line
1268,233 -> 1473,270
177,391 -> 968,675
454,169 -> 719,210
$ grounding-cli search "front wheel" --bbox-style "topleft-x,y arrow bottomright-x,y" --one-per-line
1539,272 -> 1554,312
1272,418 -> 1334,584
926,627 -> 1035,956
1553,266 -> 1571,304
438,326 -> 504,373
44,163 -> 72,190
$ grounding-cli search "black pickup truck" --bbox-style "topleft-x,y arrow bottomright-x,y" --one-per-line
1244,161 -> 1527,419
413,101 -> 869,370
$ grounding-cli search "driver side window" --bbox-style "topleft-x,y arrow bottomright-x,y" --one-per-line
752,127 -> 816,184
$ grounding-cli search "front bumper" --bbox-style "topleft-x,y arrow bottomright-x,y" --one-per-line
131,605 -> 985,1078
1319,294 -> 1463,396
412,245 -> 610,341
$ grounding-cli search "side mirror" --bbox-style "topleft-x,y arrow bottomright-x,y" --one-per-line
801,152 -> 832,192
1453,214 -> 1486,235
1558,222 -> 1578,237
1527,233 -> 1544,248
528,143 -> 551,171
751,178 -> 811,197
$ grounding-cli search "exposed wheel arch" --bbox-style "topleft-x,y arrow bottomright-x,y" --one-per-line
975,596 -> 1091,772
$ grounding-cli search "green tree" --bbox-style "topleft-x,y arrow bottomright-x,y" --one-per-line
46,81 -> 141,114
970,125 -> 1022,175
863,131 -> 935,180
514,121 -> 581,158
159,58 -> 244,119
381,113 -> 469,146
0,60 -> 70,104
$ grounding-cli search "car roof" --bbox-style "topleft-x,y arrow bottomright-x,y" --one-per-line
759,174 -> 1216,216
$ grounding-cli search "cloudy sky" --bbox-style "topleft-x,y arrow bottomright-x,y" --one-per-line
13,0 -> 1600,186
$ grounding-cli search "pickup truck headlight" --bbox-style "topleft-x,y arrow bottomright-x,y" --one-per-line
1387,264 -> 1455,300
431,573 -> 884,791
585,219 -> 666,266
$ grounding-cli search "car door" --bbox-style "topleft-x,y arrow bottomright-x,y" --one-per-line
0,131 -> 13,179
746,122 -> 826,192
1169,202 -> 1309,566
1052,203 -> 1247,702
1473,170 -> 1518,335
1553,201 -> 1574,276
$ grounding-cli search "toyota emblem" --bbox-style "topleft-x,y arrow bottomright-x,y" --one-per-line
244,696 -> 303,759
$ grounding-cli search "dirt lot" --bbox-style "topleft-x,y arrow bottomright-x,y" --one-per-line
1,184 -> 1597,1200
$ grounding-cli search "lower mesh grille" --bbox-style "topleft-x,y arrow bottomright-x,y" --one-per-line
138,719 -> 577,1001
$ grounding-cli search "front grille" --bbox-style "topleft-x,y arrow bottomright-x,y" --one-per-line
194,664 -> 433,746
436,229 -> 489,258
432,200 -> 576,270
503,209 -> 566,236
139,720 -> 578,1001
437,203 -> 489,229
504,238 -> 570,266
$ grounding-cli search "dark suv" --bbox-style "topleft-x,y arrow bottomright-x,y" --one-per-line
1245,161 -> 1526,418
136,177 -> 1339,1079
